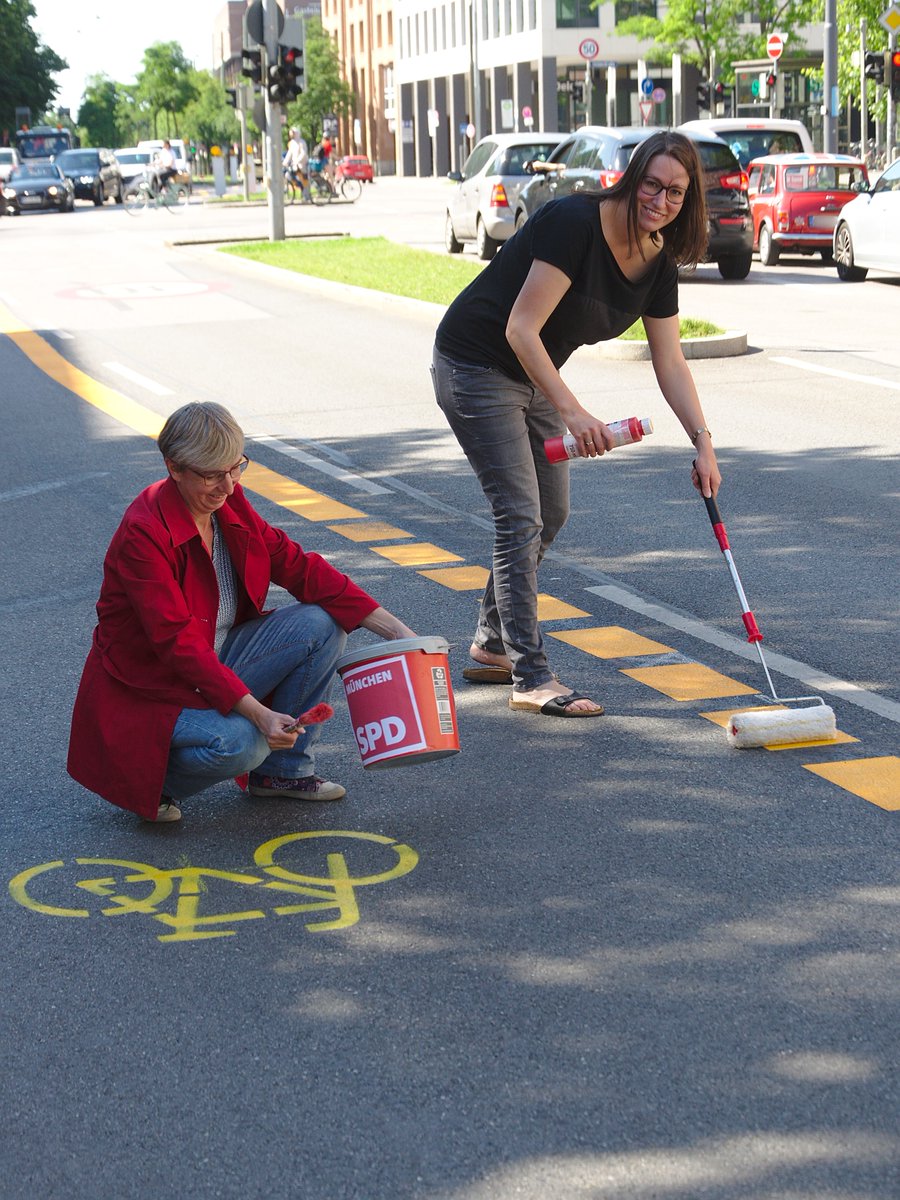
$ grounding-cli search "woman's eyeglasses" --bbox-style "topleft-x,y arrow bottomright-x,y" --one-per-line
186,456 -> 250,486
639,177 -> 688,205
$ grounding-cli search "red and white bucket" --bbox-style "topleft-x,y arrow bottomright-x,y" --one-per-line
336,636 -> 460,769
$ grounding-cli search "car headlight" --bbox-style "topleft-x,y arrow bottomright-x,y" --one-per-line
80,175 -> 94,184
1,187 -> 14,199
47,186 -> 60,196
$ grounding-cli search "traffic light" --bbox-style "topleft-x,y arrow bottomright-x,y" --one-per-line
713,81 -> 725,100
891,50 -> 900,102
765,72 -> 777,90
864,50 -> 885,85
697,81 -> 710,109
225,87 -> 238,109
241,47 -> 262,85
572,82 -> 584,104
279,44 -> 304,99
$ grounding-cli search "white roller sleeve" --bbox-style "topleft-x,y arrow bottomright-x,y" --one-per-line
726,705 -> 837,749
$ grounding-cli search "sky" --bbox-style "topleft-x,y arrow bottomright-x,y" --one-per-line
30,0 -> 225,115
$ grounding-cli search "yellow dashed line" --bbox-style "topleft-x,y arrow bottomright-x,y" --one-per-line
243,463 -> 366,521
803,757 -> 900,811
536,595 -> 590,621
418,565 -> 490,590
550,624 -> 671,657
621,663 -> 757,702
326,521 -> 412,542
371,543 -> 464,567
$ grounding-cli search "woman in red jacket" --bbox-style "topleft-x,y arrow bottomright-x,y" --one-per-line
67,402 -> 414,824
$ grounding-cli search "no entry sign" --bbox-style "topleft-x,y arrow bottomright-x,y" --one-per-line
767,33 -> 784,61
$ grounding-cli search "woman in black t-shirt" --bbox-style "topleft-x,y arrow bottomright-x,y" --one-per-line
432,131 -> 721,718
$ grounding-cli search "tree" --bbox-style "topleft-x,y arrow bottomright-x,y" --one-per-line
283,18 -> 353,146
135,41 -> 197,138
0,0 -> 67,136
180,70 -> 240,152
77,74 -> 122,148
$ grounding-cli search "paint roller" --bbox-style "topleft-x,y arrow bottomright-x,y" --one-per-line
699,491 -> 837,749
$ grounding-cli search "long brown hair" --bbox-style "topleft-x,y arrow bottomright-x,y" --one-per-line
601,131 -> 708,268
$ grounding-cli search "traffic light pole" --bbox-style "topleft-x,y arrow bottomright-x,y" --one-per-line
264,0 -> 285,242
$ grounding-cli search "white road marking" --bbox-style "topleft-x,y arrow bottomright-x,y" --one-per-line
773,356 -> 900,392
103,362 -> 173,396
253,435 -> 390,494
0,473 -> 108,503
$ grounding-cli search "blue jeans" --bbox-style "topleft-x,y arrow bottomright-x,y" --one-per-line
431,347 -> 569,691
163,603 -> 346,800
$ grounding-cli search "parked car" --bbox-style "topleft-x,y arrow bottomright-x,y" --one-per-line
679,117 -> 814,169
445,131 -> 565,259
0,147 -> 22,183
747,153 -> 868,266
337,154 -> 374,182
2,162 -> 75,214
833,155 -> 900,282
513,125 -> 753,280
136,139 -> 192,192
54,147 -> 123,205
115,148 -> 161,193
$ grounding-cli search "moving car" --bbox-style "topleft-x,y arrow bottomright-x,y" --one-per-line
513,125 -> 753,280
337,154 -> 374,182
55,147 -> 123,205
833,155 -> 900,282
2,162 -> 75,214
679,117 -> 814,169
747,153 -> 868,266
0,147 -> 22,182
445,131 -> 565,259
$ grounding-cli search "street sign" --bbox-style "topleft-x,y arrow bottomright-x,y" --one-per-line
522,105 -> 533,129
641,77 -> 654,96
651,87 -> 666,103
767,33 -> 784,61
245,0 -> 283,45
878,3 -> 900,34
579,38 -> 600,61
639,99 -> 654,123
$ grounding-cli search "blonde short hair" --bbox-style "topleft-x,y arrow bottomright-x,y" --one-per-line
158,402 -> 244,470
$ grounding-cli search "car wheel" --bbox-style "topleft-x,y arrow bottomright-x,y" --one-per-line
834,223 -> 867,282
476,218 -> 499,261
514,209 -> 528,232
758,224 -> 779,267
717,253 -> 752,280
445,211 -> 463,254
93,183 -> 103,207
115,183 -> 124,205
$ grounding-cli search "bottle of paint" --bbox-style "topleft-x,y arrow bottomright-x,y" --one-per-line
544,417 -> 654,463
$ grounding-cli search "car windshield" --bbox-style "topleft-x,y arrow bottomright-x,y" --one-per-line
57,151 -> 99,170
117,153 -> 151,165
0,150 -> 15,164
695,142 -> 743,172
502,144 -> 560,173
724,132 -> 805,167
782,163 -> 867,191
17,134 -> 70,159
11,164 -> 61,179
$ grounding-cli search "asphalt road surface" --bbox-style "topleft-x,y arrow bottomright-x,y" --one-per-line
1,182 -> 898,1200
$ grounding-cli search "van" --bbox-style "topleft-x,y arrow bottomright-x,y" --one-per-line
678,118 -> 814,169
136,139 -> 192,191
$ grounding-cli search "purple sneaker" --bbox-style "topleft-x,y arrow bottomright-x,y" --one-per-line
248,774 -> 346,802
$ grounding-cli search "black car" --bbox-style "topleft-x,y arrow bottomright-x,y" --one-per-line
2,163 -> 75,214
54,147 -> 123,205
513,125 -> 753,280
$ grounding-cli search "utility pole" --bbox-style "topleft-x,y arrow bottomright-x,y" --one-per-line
823,0 -> 838,151
263,0 -> 285,242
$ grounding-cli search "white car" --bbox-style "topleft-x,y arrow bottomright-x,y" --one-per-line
135,139 -> 192,192
833,156 -> 900,282
678,117 -> 814,169
0,147 -> 22,183
114,148 -> 160,191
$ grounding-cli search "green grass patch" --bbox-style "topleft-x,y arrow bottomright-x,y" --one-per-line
222,236 -> 483,306
619,316 -> 724,341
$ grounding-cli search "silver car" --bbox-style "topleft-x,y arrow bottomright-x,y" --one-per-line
834,156 -> 900,282
445,132 -> 565,260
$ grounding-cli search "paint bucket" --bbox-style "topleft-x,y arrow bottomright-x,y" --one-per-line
336,637 -> 460,769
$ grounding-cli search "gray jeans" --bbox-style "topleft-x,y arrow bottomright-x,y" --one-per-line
431,347 -> 569,691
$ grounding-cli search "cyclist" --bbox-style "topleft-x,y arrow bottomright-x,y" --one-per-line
154,140 -> 178,195
283,127 -> 311,203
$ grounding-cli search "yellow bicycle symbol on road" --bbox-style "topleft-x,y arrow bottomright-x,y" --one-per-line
8,830 -> 418,944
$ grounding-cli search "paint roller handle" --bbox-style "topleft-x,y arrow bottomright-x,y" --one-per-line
693,461 -> 728,549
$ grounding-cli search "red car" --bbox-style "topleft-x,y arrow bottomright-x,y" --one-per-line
747,153 -> 868,266
336,155 -> 374,183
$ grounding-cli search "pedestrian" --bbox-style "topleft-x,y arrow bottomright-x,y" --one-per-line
67,402 -> 415,824
431,130 -> 721,719
283,126 -> 310,202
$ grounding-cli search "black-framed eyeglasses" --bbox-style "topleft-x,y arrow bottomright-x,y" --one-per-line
185,455 -> 250,486
639,176 -> 688,205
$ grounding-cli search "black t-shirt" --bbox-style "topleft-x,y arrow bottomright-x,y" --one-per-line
435,193 -> 680,383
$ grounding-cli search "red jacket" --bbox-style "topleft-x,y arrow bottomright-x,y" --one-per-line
67,478 -> 378,818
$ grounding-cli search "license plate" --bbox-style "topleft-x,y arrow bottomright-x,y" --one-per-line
19,196 -> 41,206
808,215 -> 836,231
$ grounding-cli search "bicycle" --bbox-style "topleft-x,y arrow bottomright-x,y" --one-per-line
124,174 -> 188,216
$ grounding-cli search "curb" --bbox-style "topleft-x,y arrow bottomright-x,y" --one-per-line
595,330 -> 748,361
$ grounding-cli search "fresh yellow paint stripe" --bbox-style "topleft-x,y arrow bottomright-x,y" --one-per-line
418,565 -> 490,590
803,757 -> 900,811
551,624 -> 672,657
327,521 -> 412,542
243,462 -> 366,521
372,543 -> 464,566
622,663 -> 757,701
0,301 -> 163,438
536,595 -> 590,621
698,706 -> 857,749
